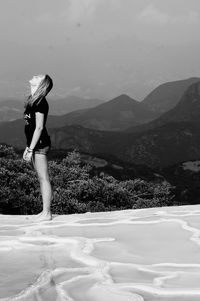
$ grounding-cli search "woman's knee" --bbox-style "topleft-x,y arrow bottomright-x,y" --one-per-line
34,154 -> 50,181
37,173 -> 50,183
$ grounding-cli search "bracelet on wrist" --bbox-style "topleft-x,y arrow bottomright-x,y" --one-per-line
27,147 -> 34,153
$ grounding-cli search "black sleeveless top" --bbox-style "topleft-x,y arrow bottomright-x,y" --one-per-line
23,97 -> 51,149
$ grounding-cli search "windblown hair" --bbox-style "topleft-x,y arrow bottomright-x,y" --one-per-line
24,74 -> 53,108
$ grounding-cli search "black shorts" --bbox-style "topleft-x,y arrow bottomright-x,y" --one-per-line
34,145 -> 51,155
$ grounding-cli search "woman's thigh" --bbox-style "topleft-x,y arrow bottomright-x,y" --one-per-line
32,153 -> 50,181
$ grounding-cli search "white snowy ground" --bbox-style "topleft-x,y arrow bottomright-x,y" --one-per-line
1,205 -> 200,301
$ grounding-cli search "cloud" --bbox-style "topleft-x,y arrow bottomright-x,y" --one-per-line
138,4 -> 169,25
66,0 -> 97,23
60,0 -> 123,24
35,0 -> 98,25
138,4 -> 200,26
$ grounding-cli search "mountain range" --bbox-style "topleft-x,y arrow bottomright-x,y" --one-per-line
47,79 -> 200,168
125,80 -> 200,133
43,78 -> 200,132
60,94 -> 159,131
1,78 -> 200,169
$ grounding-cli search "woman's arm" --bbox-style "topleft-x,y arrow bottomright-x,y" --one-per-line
29,112 -> 44,150
23,112 -> 44,162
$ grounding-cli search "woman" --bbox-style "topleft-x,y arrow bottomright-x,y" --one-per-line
23,74 -> 53,221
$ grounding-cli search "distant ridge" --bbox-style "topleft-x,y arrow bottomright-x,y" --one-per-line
60,94 -> 158,131
142,77 -> 200,113
125,80 -> 200,133
49,81 -> 200,168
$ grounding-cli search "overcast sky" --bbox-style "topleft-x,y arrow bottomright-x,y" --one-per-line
0,0 -> 200,100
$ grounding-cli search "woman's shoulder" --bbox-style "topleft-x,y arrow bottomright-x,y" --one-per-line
34,97 -> 49,113
34,96 -> 48,106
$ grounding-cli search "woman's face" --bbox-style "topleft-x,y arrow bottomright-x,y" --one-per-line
29,74 -> 45,95
29,74 -> 45,89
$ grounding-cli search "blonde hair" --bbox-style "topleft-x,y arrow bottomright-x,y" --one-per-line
25,74 -> 53,108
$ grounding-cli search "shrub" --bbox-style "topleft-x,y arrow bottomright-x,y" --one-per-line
0,145 -> 175,215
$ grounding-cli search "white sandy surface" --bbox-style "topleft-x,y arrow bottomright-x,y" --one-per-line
1,204 -> 200,300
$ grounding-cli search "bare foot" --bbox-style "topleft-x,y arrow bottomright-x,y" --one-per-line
26,211 -> 43,222
34,211 -> 44,218
34,212 -> 52,222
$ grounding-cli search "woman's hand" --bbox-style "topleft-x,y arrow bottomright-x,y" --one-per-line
23,147 -> 28,160
23,147 -> 33,162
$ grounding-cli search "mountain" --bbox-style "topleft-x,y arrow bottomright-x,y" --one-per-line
2,82 -> 200,169
59,94 -> 158,131
48,81 -> 200,168
2,77 -> 198,126
2,119 -> 200,169
46,109 -> 89,128
123,121 -> 200,168
47,121 -> 200,169
142,77 -> 200,114
0,96 -> 104,122
0,99 -> 22,122
125,81 -> 200,133
60,80 -> 200,132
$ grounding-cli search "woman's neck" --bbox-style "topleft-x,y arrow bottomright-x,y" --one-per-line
31,86 -> 37,96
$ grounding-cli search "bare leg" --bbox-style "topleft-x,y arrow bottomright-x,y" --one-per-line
31,156 -> 43,218
32,153 -> 52,221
